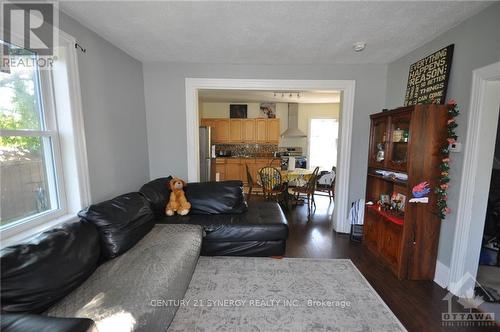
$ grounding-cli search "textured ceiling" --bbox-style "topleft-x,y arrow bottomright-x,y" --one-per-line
60,1 -> 492,64
198,89 -> 341,103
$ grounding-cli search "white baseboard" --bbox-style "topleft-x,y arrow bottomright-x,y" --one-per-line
434,260 -> 450,289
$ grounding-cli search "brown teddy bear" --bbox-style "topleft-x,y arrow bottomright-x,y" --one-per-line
166,178 -> 191,216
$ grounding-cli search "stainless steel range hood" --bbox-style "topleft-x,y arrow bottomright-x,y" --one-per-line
281,103 -> 307,138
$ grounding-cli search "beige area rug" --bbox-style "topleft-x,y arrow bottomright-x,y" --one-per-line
168,257 -> 407,331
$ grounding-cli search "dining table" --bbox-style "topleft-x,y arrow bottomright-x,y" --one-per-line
281,168 -> 315,187
276,168 -> 315,208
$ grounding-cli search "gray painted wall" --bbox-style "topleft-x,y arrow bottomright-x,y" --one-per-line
143,63 -> 387,207
385,2 -> 500,267
59,13 -> 150,203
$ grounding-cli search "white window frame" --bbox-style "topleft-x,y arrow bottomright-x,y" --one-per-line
1,55 -> 67,227
0,29 -> 90,246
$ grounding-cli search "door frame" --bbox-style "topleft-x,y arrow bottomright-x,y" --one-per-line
448,61 -> 500,295
185,78 -> 356,233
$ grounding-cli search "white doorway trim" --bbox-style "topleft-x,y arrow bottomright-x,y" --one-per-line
448,61 -> 500,295
185,78 -> 356,233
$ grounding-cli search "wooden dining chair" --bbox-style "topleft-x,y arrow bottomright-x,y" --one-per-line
245,164 -> 261,200
259,166 -> 286,203
292,167 -> 320,213
316,166 -> 336,201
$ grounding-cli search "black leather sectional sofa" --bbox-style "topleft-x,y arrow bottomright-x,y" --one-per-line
0,178 -> 288,331
140,178 -> 288,256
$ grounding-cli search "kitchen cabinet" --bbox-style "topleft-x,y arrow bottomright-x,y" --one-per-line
201,119 -> 230,143
200,118 -> 213,130
201,118 -> 279,144
241,119 -> 255,142
215,157 -> 278,184
229,120 -> 242,142
267,119 -> 281,143
225,159 -> 241,180
254,158 -> 270,181
256,119 -> 280,143
215,158 -> 226,181
255,119 -> 268,143
269,158 -> 281,168
241,159 -> 255,185
214,119 -> 230,142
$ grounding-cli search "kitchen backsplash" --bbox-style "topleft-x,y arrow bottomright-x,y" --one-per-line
215,144 -> 278,157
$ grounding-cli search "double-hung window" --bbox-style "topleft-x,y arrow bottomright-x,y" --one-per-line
1,41 -> 65,229
1,33 -> 89,243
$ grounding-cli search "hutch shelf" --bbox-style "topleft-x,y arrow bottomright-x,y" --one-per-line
363,104 -> 451,280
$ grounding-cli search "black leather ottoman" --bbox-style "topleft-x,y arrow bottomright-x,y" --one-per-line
156,200 -> 288,256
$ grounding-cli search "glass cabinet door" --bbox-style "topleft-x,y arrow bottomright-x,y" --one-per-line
388,113 -> 411,171
369,117 -> 388,168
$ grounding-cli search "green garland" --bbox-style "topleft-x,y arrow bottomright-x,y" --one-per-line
434,101 -> 460,220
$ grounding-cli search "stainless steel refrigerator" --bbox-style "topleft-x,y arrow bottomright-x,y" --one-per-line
199,126 -> 216,182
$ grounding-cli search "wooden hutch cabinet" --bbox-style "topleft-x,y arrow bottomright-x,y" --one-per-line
364,104 -> 451,280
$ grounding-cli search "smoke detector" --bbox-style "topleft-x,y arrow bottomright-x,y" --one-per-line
353,42 -> 366,52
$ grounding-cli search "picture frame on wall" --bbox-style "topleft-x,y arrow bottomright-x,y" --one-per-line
260,103 -> 276,118
230,104 -> 248,118
403,44 -> 454,106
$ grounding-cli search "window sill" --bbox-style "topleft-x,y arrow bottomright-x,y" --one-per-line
0,213 -> 79,248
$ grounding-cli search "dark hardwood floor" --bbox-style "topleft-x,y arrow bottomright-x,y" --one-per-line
258,194 -> 499,332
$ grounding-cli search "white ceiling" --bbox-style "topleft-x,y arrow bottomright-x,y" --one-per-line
60,1 -> 492,64
198,89 -> 341,103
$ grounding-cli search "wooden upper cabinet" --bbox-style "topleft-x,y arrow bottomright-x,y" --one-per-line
201,118 -> 279,144
213,119 -> 230,143
229,120 -> 243,142
255,119 -> 268,143
241,119 -> 255,142
200,118 -> 213,128
229,119 -> 258,143
255,118 -> 279,143
267,119 -> 281,143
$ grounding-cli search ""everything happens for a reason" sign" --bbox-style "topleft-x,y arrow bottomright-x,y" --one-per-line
404,44 -> 454,106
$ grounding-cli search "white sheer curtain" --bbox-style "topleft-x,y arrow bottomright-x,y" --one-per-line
308,118 -> 339,171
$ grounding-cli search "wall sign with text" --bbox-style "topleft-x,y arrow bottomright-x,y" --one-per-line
404,44 -> 454,106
